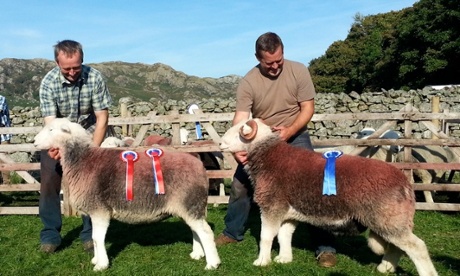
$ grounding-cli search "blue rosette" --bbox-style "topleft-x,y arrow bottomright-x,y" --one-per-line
322,150 -> 343,196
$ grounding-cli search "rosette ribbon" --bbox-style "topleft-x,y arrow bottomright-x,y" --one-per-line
322,150 -> 343,196
121,150 -> 139,201
195,122 -> 203,139
145,148 -> 165,195
188,104 -> 203,140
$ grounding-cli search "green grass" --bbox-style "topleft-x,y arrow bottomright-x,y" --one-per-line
0,206 -> 459,276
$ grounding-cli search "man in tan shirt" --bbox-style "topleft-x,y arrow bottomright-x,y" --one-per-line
215,32 -> 337,268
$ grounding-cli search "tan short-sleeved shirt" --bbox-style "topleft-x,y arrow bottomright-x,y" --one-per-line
236,59 -> 316,127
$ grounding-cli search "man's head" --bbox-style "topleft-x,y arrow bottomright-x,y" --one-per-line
54,40 -> 84,83
255,32 -> 284,78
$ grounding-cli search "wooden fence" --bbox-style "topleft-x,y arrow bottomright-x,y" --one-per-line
1,102 -> 460,215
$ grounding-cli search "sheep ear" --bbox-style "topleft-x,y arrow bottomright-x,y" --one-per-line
60,124 -> 71,134
239,119 -> 258,140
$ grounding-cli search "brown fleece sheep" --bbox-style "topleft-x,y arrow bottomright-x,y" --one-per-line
33,118 -> 220,271
143,134 -> 172,146
219,119 -> 437,276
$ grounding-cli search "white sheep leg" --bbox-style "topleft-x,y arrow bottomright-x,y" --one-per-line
190,230 -> 205,260
274,220 -> 298,264
90,214 -> 111,271
376,242 -> 403,273
385,232 -> 438,276
184,218 -> 221,270
254,215 -> 280,266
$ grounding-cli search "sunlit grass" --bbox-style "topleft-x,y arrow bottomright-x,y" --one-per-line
0,206 -> 458,276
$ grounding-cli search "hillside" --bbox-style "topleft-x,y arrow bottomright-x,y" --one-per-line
0,58 -> 241,107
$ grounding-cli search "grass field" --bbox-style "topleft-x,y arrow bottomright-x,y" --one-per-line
0,204 -> 459,276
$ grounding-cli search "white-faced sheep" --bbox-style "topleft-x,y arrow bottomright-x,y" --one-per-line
314,128 -> 401,162
100,136 -> 134,148
33,118 -> 220,271
219,119 -> 437,276
352,128 -> 460,202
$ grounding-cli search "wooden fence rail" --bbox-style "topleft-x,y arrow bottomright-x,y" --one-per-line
1,102 -> 460,214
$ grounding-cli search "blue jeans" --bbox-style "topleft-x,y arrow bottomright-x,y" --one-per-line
39,150 -> 92,246
222,131 -> 336,253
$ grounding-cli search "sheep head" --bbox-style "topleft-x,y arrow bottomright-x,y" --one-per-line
220,118 -> 273,153
33,118 -> 91,150
101,137 -> 124,148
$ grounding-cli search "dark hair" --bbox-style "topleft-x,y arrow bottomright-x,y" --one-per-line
53,40 -> 84,62
255,32 -> 284,58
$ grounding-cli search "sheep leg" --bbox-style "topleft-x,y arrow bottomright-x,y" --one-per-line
274,220 -> 298,264
385,232 -> 438,276
183,217 -> 221,270
367,230 -> 388,255
190,230 -> 205,260
90,214 -> 111,271
254,214 -> 281,266
416,170 -> 435,203
376,242 -> 403,273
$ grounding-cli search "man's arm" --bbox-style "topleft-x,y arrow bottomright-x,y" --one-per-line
93,109 -> 109,146
272,99 -> 314,141
232,110 -> 250,126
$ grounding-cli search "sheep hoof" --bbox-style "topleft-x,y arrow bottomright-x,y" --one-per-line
377,261 -> 396,273
91,256 -> 98,265
253,258 -> 271,266
205,262 -> 220,270
190,251 -> 204,260
93,263 -> 109,271
274,255 -> 292,264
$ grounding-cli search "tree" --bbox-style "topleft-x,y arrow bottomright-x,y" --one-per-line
394,0 -> 460,87
309,0 -> 460,93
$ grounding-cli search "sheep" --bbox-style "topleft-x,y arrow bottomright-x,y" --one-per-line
314,128 -> 400,162
396,145 -> 459,182
33,118 -> 220,271
219,119 -> 437,276
351,128 -> 460,202
143,134 -> 172,146
101,136 -> 135,148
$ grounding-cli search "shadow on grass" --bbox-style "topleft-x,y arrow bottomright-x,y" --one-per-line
433,254 -> 460,275
243,203 -> 391,270
60,217 -> 216,261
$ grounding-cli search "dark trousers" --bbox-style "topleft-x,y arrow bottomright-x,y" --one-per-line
39,150 -> 92,245
222,131 -> 337,253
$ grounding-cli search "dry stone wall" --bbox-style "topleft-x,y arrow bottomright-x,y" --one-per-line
7,87 -> 460,145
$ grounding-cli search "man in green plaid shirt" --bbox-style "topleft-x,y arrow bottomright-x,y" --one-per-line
38,40 -> 113,254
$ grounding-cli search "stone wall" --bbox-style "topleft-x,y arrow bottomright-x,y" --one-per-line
7,86 -> 460,145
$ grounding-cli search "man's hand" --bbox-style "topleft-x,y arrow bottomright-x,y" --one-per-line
48,147 -> 61,160
233,151 -> 248,165
271,126 -> 294,142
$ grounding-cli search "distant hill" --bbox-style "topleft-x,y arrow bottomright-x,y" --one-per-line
0,58 -> 241,107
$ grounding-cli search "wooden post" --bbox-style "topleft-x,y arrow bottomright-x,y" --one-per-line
127,110 -> 132,137
170,109 -> 181,145
120,102 -> 128,137
442,109 -> 450,136
403,104 -> 413,182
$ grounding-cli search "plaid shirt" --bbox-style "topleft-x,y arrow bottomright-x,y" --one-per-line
0,95 -> 12,142
39,65 -> 112,133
